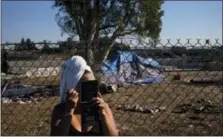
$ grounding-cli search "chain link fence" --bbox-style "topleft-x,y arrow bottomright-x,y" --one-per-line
1,39 -> 223,135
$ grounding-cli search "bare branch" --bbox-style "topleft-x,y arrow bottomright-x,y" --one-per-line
119,29 -> 138,36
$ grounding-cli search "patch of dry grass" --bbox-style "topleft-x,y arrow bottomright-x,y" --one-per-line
22,76 -> 60,85
1,71 -> 222,135
2,80 -> 222,136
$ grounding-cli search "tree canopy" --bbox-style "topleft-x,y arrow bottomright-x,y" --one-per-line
54,0 -> 164,65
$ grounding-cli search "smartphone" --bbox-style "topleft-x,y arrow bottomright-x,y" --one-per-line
80,80 -> 100,130
80,80 -> 99,103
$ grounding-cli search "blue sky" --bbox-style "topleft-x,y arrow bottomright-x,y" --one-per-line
1,1 -> 222,43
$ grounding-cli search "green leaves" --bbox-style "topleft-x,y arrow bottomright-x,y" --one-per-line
54,0 -> 164,41
53,0 -> 164,65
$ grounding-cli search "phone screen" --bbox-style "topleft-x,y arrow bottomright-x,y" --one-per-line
80,80 -> 100,130
80,80 -> 99,103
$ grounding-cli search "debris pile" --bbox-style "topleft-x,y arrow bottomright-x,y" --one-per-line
172,99 -> 222,114
1,84 -> 60,104
1,82 -> 115,104
117,104 -> 166,114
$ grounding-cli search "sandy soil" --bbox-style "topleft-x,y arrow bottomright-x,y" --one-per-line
1,71 -> 222,135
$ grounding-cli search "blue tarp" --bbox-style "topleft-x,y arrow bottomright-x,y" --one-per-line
102,51 -> 162,73
101,51 -> 164,85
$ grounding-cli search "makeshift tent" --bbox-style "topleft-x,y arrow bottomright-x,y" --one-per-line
101,51 -> 164,86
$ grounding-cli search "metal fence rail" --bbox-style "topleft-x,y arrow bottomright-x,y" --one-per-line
1,39 -> 223,136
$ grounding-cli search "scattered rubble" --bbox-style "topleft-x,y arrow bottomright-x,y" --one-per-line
117,104 -> 166,114
1,84 -> 60,104
172,73 -> 184,81
1,82 -> 114,104
1,73 -> 27,80
2,98 -> 12,104
172,99 -> 222,114
188,79 -> 221,85
188,124 -> 194,128
100,82 -> 117,93
18,100 -> 26,104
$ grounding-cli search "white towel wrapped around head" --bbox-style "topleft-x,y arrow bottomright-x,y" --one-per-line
60,56 -> 92,103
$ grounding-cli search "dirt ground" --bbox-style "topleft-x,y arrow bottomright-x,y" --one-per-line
1,71 -> 222,136
19,70 -> 223,85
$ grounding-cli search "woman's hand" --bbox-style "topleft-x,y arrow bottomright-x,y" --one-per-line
93,92 -> 119,136
66,89 -> 79,114
93,92 -> 109,116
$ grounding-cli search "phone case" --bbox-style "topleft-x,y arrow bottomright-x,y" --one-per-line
80,80 -> 100,129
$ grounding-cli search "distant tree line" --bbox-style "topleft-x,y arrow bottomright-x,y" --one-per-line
14,38 -> 37,51
8,37 -> 223,58
11,37 -> 131,55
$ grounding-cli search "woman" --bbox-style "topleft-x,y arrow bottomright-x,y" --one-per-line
50,56 -> 118,136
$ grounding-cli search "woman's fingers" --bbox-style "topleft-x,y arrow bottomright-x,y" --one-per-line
99,103 -> 106,108
68,89 -> 78,98
68,89 -> 79,104
97,92 -> 102,98
68,88 -> 75,94
92,97 -> 106,108
93,97 -> 100,101
95,100 -> 101,104
93,97 -> 104,103
72,91 -> 78,97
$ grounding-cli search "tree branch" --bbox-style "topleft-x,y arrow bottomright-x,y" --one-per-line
119,29 -> 137,36
101,0 -> 115,18
123,1 -> 137,28
99,24 -> 118,30
73,16 -> 84,39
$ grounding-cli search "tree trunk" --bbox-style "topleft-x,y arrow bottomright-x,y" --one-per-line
85,43 -> 95,69
88,47 -> 95,67
100,40 -> 116,65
